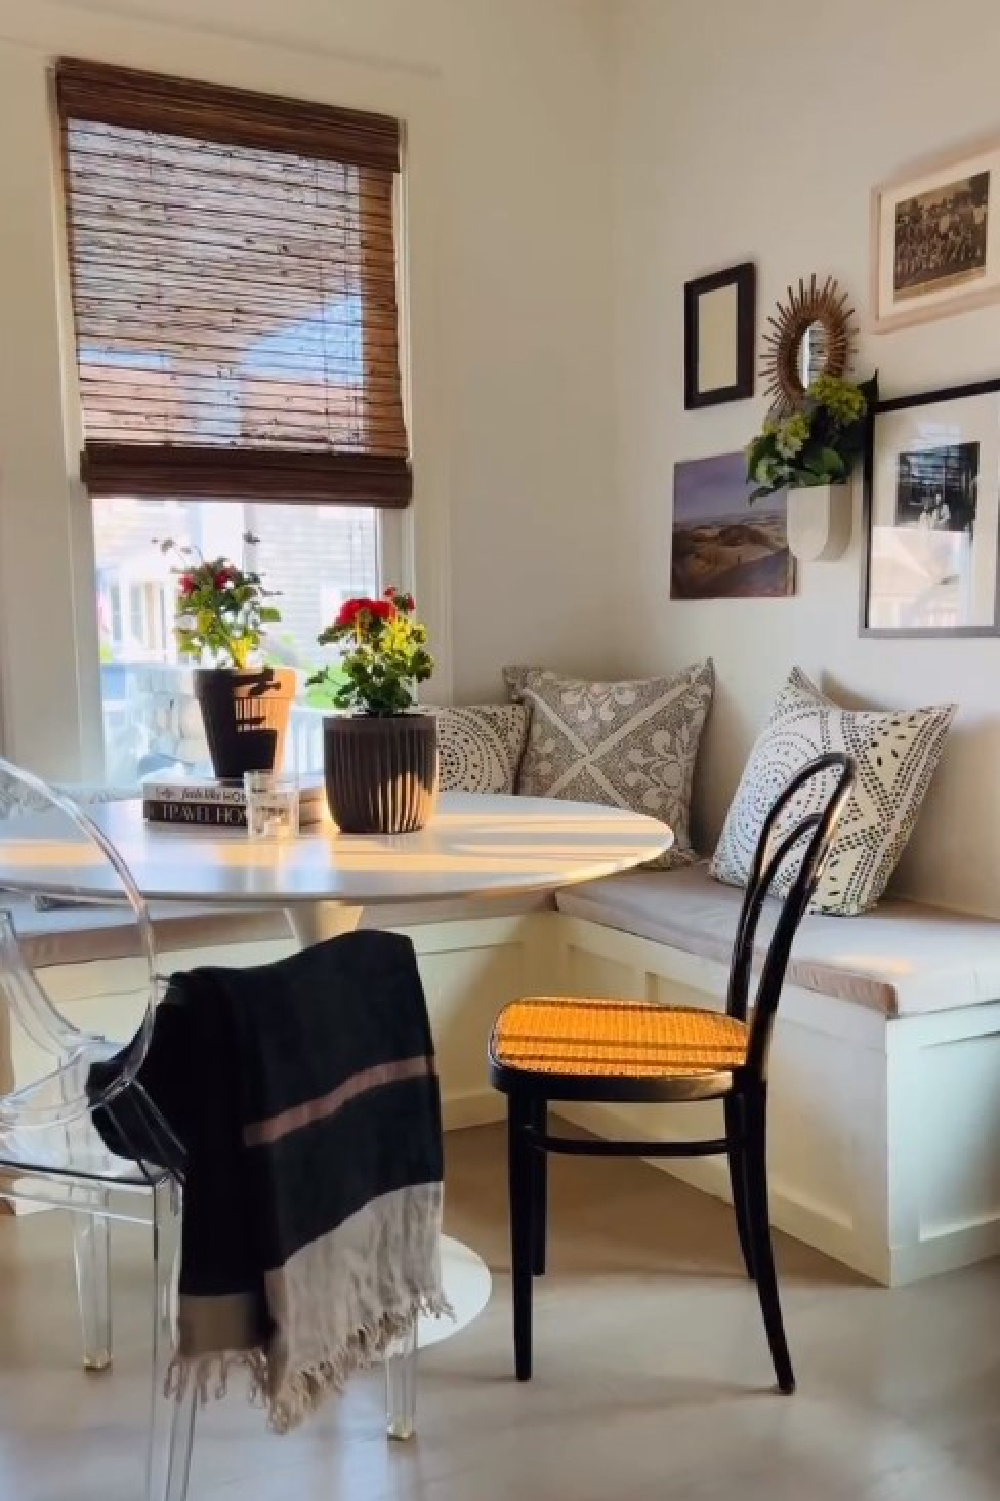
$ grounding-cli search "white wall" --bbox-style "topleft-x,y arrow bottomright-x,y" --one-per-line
613,0 -> 1000,915
0,0 -> 616,776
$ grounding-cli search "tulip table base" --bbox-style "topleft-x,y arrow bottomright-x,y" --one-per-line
284,901 -> 364,946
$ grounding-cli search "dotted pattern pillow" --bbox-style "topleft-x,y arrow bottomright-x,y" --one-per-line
503,661 -> 714,870
709,668 -> 956,915
431,704 -> 529,794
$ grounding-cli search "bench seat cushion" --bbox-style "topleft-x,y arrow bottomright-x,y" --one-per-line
555,864 -> 1000,1018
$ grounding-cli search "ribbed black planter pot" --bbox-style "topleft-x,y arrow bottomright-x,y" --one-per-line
193,667 -> 296,780
323,713 -> 438,834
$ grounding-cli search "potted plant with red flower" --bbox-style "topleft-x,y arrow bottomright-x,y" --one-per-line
308,588 -> 436,833
160,533 -> 294,779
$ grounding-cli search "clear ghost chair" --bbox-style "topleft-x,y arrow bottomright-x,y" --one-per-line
0,757 -> 417,1501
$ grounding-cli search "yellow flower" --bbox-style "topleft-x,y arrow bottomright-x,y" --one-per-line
812,374 -> 867,424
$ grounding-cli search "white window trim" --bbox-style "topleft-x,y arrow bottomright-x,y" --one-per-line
0,8 -> 452,779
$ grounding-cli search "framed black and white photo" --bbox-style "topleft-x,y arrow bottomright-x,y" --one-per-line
862,378 -> 1000,637
683,262 -> 755,409
872,136 -> 1000,331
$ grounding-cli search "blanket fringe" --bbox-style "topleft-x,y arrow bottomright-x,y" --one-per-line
167,1346 -> 269,1409
166,1294 -> 453,1434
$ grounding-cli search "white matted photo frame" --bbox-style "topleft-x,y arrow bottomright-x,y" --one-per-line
683,262 -> 756,409
861,377 -> 1000,638
872,135 -> 1000,331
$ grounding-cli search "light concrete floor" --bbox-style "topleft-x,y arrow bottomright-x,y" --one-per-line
0,1124 -> 997,1500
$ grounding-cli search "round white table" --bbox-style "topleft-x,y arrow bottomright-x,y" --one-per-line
0,791 -> 673,1344
0,791 -> 673,941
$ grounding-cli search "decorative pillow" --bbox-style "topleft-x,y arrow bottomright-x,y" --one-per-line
709,668 -> 956,915
431,704 -> 530,794
502,661 -> 714,869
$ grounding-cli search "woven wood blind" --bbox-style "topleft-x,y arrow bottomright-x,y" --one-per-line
55,59 -> 411,506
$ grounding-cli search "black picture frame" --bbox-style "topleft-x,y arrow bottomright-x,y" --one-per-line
861,375 -> 1000,638
683,262 -> 756,410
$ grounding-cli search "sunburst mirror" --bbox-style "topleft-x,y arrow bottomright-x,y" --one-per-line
760,274 -> 856,414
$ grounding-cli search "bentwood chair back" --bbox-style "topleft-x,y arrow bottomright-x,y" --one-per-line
489,752 -> 855,1394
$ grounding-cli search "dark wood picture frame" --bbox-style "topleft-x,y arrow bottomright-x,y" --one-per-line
861,375 -> 1000,638
683,262 -> 756,410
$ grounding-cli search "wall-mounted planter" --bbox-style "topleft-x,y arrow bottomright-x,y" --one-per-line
786,482 -> 852,562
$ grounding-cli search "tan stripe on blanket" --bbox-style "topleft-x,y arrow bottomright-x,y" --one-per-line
177,1290 -> 262,1358
244,1054 -> 435,1147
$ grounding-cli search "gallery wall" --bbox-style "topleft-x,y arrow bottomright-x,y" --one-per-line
612,0 -> 1000,914
0,0 -> 615,775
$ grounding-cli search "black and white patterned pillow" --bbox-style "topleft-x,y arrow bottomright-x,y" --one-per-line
431,705 -> 529,794
503,661 -> 714,870
709,668 -> 956,915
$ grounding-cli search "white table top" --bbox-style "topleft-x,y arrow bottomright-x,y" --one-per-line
0,793 -> 672,908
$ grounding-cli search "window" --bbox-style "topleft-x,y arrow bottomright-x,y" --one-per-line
55,59 -> 410,779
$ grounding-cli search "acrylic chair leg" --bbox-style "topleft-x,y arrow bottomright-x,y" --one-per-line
530,1096 -> 548,1278
146,1178 -> 197,1501
723,1094 -> 755,1279
507,1093 -> 534,1381
72,1191 -> 112,1371
384,1313 -> 418,1442
743,1088 -> 795,1395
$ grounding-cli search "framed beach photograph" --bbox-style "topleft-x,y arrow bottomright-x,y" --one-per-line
861,377 -> 1000,637
671,450 -> 793,600
872,136 -> 1000,331
683,263 -> 756,409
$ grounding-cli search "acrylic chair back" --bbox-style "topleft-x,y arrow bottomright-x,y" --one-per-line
0,757 -> 159,1133
723,752 -> 855,1082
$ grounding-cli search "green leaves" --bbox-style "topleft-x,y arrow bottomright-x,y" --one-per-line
160,538 -> 282,670
309,590 -> 434,716
743,374 -> 872,503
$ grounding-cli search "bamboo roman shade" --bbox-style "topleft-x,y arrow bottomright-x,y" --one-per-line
55,58 -> 411,506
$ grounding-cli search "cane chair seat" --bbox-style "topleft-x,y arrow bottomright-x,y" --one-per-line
489,752 -> 857,1396
491,997 -> 748,1098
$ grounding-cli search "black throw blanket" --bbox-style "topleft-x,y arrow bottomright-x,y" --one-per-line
91,929 -> 449,1431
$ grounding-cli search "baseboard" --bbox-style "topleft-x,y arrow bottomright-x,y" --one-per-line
890,1216 -> 1000,1286
442,1088 -> 505,1133
553,1101 -> 888,1286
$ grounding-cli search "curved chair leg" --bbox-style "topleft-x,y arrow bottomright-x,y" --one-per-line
723,1094 -> 755,1279
72,1190 -> 112,1371
147,1178 -> 197,1501
385,1312 -> 418,1441
507,1093 -> 534,1380
530,1097 -> 548,1277
743,1088 -> 795,1394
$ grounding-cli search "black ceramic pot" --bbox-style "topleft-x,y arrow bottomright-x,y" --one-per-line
193,667 -> 296,780
323,713 -> 438,834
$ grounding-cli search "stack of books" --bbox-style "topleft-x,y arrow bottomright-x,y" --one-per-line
141,774 -> 326,829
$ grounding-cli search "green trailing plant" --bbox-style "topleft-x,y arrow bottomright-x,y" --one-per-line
308,588 -> 433,716
746,375 -> 875,503
157,532 -> 281,670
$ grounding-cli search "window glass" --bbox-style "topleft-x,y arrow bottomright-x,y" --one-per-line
92,498 -> 381,781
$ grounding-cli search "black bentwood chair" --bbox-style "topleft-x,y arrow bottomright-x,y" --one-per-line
489,752 -> 855,1394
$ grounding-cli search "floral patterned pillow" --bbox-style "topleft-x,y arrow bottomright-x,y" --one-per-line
503,661 -> 714,869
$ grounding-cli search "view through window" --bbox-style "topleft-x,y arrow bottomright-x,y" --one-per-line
93,499 -> 381,782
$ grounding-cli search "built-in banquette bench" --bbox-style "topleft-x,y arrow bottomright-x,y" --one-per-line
5,866 -> 1000,1288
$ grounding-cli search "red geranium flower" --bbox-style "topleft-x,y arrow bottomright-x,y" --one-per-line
179,573 -> 196,596
213,565 -> 238,590
334,596 -> 395,629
